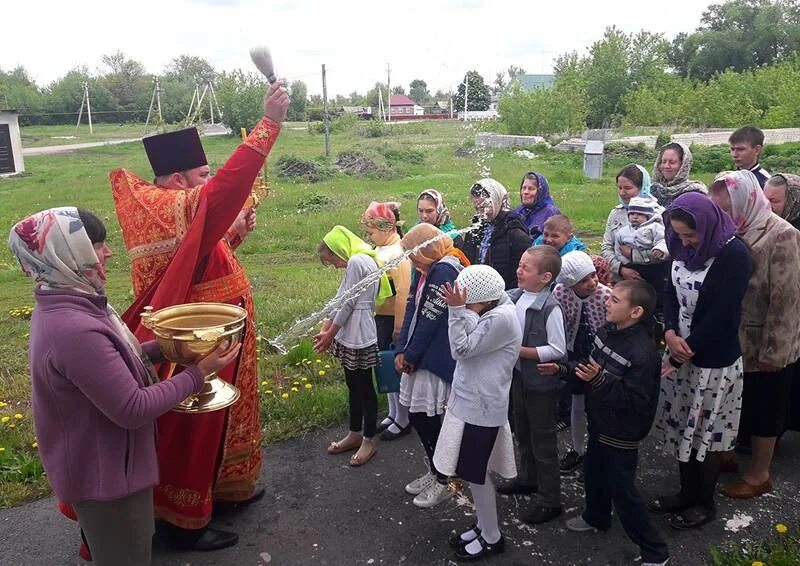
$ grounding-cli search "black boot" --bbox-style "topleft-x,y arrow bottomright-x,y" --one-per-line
648,460 -> 694,514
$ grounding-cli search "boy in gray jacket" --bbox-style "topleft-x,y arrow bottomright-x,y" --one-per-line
496,245 -> 567,525
433,265 -> 522,562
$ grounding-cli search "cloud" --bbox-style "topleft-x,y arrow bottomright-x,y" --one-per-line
0,0 -> 710,97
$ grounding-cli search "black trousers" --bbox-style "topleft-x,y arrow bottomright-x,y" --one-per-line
583,437 -> 669,563
345,368 -> 377,438
409,411 -> 448,483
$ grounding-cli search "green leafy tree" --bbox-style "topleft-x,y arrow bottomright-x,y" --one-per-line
99,51 -> 149,111
671,0 -> 800,80
288,80 -> 308,121
0,66 -> 43,117
43,67 -> 120,124
408,79 -> 429,104
163,55 -> 217,85
453,71 -> 491,111
493,72 -> 506,94
215,69 -> 267,134
391,85 -> 405,95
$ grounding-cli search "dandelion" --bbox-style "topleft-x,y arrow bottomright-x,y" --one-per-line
324,364 -> 331,369
293,381 -> 300,386
301,377 -> 308,382
8,424 -> 15,428
315,359 -> 322,363
261,380 -> 268,386
32,442 -> 38,448
0,447 -> 4,452
319,370 -> 326,376
281,393 -> 289,399
295,362 -> 300,366
14,413 -> 23,419
291,387 -> 299,392
776,523 -> 788,534
302,358 -> 308,363
305,383 -> 312,389
0,416 -> 9,423
752,562 -> 765,566
0,401 -> 6,407
265,390 -> 273,395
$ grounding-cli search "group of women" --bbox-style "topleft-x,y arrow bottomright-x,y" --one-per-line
8,139 -> 800,563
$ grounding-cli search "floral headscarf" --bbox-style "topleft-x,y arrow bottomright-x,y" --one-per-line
400,223 -> 470,269
322,225 -> 393,305
651,142 -> 708,206
769,173 -> 800,226
713,170 -> 772,236
471,178 -> 511,219
664,192 -> 736,272
513,171 -> 561,234
417,189 -> 454,231
361,201 -> 402,233
8,207 -> 105,294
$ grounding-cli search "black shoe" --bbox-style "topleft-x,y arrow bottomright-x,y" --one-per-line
521,505 -> 563,525
668,505 -> 716,530
167,526 -> 239,551
379,423 -> 412,441
214,488 -> 266,514
454,535 -> 505,562
496,480 -> 538,496
449,524 -> 481,549
376,417 -> 395,434
560,450 -> 584,474
647,494 -> 691,515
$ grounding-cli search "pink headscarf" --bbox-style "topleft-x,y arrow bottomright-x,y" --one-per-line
714,170 -> 772,235
362,201 -> 402,232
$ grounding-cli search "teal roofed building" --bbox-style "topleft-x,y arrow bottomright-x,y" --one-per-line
516,74 -> 555,90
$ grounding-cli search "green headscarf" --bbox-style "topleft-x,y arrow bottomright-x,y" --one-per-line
322,225 -> 393,306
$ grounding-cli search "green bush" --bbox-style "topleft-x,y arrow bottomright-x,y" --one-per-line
380,146 -> 425,165
296,193 -> 335,213
307,113 -> 359,135
356,120 -> 390,138
709,523 -> 800,566
655,132 -> 671,148
690,144 -> 734,174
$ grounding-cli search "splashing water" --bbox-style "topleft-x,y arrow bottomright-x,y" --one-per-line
267,219 -> 486,355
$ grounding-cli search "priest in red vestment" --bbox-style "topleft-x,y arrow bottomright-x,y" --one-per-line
109,82 -> 288,551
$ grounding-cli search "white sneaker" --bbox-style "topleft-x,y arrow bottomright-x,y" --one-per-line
405,472 -> 435,495
413,480 -> 454,508
565,515 -> 597,532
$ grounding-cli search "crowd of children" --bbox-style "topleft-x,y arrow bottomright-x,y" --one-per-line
309,125 -> 797,564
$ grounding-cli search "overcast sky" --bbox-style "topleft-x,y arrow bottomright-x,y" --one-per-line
2,0 -> 712,97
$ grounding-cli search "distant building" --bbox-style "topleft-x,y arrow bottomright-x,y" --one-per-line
516,74 -> 555,91
390,94 -> 424,116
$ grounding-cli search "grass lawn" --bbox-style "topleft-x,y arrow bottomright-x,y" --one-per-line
0,119 -> 726,508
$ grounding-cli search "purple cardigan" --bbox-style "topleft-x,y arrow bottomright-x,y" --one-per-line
29,289 -> 204,503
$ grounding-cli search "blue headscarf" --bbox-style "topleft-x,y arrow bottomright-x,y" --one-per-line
512,171 -> 561,239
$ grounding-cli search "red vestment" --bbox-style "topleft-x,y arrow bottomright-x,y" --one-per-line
109,118 -> 280,529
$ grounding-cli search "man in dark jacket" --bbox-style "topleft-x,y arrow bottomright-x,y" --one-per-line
539,280 -> 669,566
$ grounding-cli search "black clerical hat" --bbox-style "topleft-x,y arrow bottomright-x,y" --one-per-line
142,128 -> 208,177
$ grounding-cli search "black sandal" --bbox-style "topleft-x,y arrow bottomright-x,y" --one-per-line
668,505 -> 715,530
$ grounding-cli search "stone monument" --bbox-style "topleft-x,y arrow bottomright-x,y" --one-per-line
0,110 -> 24,176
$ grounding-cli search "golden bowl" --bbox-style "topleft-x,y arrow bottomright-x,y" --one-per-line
141,303 -> 247,413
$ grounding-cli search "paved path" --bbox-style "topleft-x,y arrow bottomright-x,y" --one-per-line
1,425 -> 798,565
22,138 -> 141,157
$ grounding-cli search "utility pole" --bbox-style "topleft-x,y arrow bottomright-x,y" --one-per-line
463,75 -> 469,121
322,64 -> 330,157
76,81 -> 93,135
386,63 -> 391,122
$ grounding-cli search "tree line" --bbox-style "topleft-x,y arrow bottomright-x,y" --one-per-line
500,0 -> 800,134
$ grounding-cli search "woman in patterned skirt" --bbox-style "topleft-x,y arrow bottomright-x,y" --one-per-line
649,192 -> 752,529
